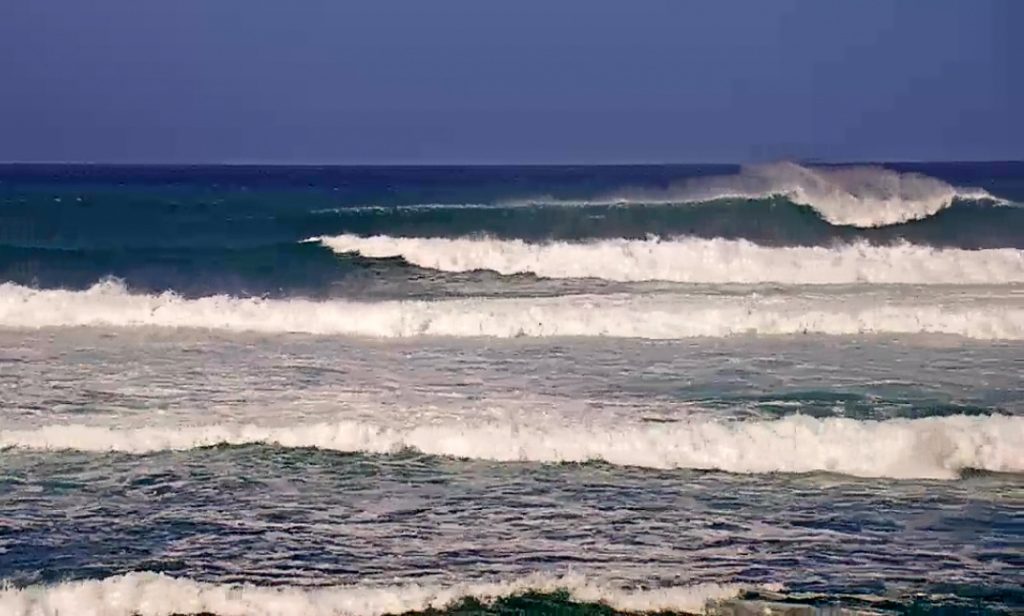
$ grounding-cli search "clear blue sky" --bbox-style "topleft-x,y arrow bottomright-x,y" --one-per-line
1,0 -> 1020,164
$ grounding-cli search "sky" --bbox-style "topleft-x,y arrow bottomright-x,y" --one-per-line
0,0 -> 1020,164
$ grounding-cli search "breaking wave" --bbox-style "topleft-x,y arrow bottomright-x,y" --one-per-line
0,571 -> 757,616
4,414 -> 1022,480
1,280 -> 1024,339
314,234 -> 1024,285
526,162 -> 1003,228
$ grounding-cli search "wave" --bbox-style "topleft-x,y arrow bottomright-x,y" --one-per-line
2,280 -> 1023,339
526,162 -> 1004,228
0,571 -> 757,616
313,234 -> 1024,285
0,241 -> 356,299
4,415 -> 1021,480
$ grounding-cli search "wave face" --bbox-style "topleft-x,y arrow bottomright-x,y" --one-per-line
2,279 -> 1023,339
0,572 -> 753,616
4,415 -> 1021,480
552,162 -> 1003,228
315,234 -> 1024,285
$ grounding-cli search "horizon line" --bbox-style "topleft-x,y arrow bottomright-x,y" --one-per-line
1,158 -> 1023,168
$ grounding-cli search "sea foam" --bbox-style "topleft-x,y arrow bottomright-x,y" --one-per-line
314,235 -> 1024,285
0,571 -> 757,616
2,280 -> 1023,339
4,414 -> 1021,479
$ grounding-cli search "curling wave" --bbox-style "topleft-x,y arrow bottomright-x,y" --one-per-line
528,162 -> 1003,228
313,234 -> 1024,285
0,571 -> 756,616
4,415 -> 1021,479
2,280 -> 1023,339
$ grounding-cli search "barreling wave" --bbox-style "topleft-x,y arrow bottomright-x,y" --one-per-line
526,162 -> 1003,228
4,415 -> 1022,480
0,571 -> 758,616
313,234 -> 1024,285
2,279 -> 1023,339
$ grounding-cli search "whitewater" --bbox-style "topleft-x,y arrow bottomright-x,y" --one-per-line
0,572 -> 766,616
3,414 -> 1021,480
314,234 -> 1024,285
2,279 -> 1023,339
519,162 -> 1004,228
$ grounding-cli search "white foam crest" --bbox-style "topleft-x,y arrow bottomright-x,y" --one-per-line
314,234 -> 1024,285
0,571 -> 755,616
530,163 -> 1002,228
2,280 -> 1023,339
4,415 -> 1021,480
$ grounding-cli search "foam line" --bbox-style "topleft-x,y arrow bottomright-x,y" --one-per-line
314,235 -> 1024,285
0,571 -> 758,616
2,280 -> 1023,339
4,415 -> 1021,479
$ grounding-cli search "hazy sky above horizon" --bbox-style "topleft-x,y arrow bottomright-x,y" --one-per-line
1,1 -> 1020,164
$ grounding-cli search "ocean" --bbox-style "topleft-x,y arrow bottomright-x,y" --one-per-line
0,162 -> 1022,615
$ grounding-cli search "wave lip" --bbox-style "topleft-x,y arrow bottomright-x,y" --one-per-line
527,162 -> 1004,228
314,234 -> 1024,285
2,280 -> 1024,339
4,415 -> 1021,480
0,571 -> 757,616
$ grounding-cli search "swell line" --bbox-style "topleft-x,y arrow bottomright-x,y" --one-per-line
313,235 -> 1024,285
2,280 -> 1024,339
4,414 -> 1021,479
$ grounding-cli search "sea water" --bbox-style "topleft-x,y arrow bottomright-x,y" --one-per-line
0,162 -> 1022,614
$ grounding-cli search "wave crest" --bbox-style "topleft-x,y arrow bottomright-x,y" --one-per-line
314,234 -> 1024,285
4,415 -> 1021,480
531,163 -> 1002,228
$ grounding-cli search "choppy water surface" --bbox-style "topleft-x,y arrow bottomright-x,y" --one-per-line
1,163 -> 1022,614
